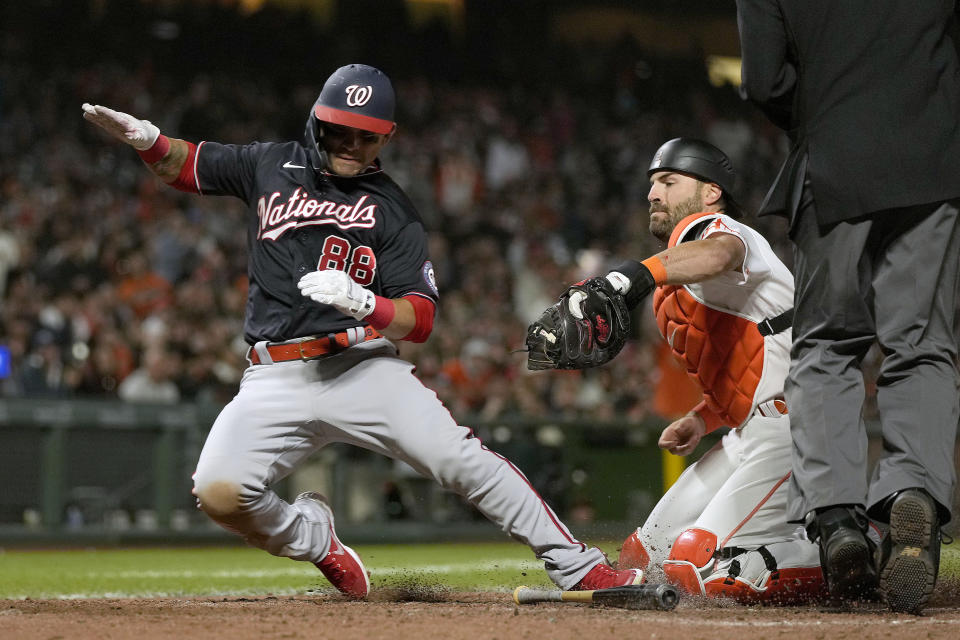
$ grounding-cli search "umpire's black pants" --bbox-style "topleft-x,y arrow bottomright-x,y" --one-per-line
785,186 -> 960,524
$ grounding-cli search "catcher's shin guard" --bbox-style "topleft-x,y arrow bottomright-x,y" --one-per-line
704,573 -> 764,603
619,530 -> 651,570
663,560 -> 707,596
704,542 -> 828,605
704,567 -> 826,604
761,567 -> 827,603
662,528 -> 718,596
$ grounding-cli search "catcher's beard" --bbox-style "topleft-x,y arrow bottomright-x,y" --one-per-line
649,193 -> 705,242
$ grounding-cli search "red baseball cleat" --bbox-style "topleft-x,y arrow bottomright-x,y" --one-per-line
573,563 -> 644,590
295,492 -> 370,599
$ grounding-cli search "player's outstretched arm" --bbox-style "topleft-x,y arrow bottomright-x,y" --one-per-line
81,103 -> 190,184
647,234 -> 746,284
607,233 -> 746,306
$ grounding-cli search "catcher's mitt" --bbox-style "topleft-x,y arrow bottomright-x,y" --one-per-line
526,276 -> 630,370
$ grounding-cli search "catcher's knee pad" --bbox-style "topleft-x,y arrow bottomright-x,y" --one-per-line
619,530 -> 651,570
662,528 -> 719,596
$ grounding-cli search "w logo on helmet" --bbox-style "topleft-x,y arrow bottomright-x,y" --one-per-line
345,85 -> 373,107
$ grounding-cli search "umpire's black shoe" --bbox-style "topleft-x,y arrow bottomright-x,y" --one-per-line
878,489 -> 940,614
809,506 -> 878,600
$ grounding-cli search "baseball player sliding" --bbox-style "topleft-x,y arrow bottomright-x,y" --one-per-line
82,64 -> 642,598
527,139 -> 826,604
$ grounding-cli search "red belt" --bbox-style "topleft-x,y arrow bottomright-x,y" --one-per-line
249,327 -> 383,364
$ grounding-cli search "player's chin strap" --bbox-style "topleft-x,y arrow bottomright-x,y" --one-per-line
757,307 -> 793,336
309,118 -> 383,178
310,118 -> 331,173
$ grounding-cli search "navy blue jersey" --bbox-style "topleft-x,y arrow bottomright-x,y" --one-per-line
194,140 -> 437,344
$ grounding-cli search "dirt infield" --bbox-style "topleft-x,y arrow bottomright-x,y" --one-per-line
3,582 -> 960,640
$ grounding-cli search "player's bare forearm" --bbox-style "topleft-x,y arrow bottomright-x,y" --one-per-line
654,234 -> 745,284
148,137 -> 190,183
378,297 -> 415,339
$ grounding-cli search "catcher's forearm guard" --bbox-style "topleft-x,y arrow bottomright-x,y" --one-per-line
525,276 -> 630,370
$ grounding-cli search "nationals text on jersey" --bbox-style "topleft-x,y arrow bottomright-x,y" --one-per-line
257,189 -> 378,240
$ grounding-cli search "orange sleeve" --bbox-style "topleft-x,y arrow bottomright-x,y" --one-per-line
693,399 -> 727,434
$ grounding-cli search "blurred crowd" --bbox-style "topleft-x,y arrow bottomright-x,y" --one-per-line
1,1 -> 800,423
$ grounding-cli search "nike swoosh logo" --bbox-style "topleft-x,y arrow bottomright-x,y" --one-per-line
283,162 -> 306,169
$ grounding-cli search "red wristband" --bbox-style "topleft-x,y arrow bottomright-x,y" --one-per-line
137,134 -> 170,164
367,295 -> 396,329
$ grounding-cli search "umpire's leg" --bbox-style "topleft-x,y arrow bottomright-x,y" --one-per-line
867,199 -> 960,523
785,187 -> 877,522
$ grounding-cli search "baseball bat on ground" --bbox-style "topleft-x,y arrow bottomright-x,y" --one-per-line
512,584 -> 679,611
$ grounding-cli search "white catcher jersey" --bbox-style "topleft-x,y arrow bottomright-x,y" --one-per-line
666,212 -> 795,422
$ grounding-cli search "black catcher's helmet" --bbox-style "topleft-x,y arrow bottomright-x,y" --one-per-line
648,138 -> 744,218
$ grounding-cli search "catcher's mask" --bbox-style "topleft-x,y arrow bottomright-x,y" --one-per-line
648,138 -> 744,218
304,64 -> 396,172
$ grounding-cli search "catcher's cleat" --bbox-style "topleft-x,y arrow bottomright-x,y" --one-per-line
811,506 -> 878,600
573,564 -> 644,591
879,489 -> 940,614
295,492 -> 370,599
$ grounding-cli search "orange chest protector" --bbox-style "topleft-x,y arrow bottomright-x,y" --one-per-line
652,285 -> 766,427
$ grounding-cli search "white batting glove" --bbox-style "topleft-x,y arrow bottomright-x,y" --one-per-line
81,103 -> 160,150
297,269 -> 376,320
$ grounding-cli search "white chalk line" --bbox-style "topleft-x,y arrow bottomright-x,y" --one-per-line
3,559 -> 542,599
82,558 -> 540,579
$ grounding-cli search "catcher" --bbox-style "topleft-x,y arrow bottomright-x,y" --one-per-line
527,138 -> 829,604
